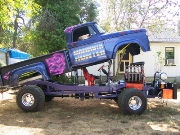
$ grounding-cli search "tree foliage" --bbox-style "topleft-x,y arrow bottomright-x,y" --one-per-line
31,0 -> 98,56
0,0 -> 41,50
79,0 -> 98,23
0,0 -> 98,56
31,0 -> 80,56
98,0 -> 180,32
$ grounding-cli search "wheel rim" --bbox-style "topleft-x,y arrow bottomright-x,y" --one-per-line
128,96 -> 142,110
22,93 -> 35,107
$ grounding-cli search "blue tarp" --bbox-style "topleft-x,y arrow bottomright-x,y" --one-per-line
0,48 -> 8,53
0,48 -> 30,59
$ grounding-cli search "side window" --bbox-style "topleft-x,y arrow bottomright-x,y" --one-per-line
88,26 -> 96,36
73,26 -> 90,42
72,26 -> 96,42
165,47 -> 175,65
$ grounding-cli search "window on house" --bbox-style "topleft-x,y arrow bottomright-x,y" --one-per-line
165,47 -> 175,65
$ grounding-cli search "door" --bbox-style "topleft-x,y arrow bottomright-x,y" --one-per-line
68,25 -> 107,67
118,49 -> 132,73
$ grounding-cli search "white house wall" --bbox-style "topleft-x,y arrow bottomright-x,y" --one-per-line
8,58 -> 28,65
134,42 -> 180,77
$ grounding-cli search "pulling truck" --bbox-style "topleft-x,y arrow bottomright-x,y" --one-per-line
0,22 -> 177,115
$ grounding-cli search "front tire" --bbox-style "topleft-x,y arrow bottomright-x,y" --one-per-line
16,85 -> 45,112
118,89 -> 147,115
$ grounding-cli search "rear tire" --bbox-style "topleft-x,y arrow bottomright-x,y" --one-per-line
118,89 -> 147,115
16,85 -> 45,112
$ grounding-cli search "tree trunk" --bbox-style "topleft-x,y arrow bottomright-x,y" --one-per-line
13,16 -> 18,48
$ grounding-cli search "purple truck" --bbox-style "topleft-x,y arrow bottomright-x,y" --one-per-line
0,22 -> 177,115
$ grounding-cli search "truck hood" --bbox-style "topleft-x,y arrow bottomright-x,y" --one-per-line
101,29 -> 150,55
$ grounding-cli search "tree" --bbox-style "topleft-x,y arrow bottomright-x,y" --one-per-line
0,0 -> 41,50
98,0 -> 180,32
79,0 -> 98,23
12,9 -> 26,48
0,0 -> 14,47
31,0 -> 98,56
30,0 -> 79,56
0,0 -> 98,56
0,0 -> 14,30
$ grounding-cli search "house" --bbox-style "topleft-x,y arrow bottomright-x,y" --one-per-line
133,28 -> 180,82
0,48 -> 30,66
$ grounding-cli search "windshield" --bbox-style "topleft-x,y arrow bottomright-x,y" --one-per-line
94,24 -> 105,33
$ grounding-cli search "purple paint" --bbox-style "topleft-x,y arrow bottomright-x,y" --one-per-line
64,24 -> 80,33
45,53 -> 66,75
3,71 -> 10,80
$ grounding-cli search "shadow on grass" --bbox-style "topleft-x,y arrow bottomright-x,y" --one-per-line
43,98 -> 180,121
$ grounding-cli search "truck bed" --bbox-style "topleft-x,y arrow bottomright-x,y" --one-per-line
0,50 -> 71,86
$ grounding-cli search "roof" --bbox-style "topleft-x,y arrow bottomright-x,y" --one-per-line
0,48 -> 30,59
148,28 -> 180,43
64,22 -> 96,33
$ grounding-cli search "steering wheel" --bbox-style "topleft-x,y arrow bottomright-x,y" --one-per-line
98,65 -> 104,71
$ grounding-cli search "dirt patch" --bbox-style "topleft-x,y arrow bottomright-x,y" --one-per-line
0,91 -> 179,135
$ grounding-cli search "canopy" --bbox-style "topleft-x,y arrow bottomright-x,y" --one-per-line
0,48 -> 30,59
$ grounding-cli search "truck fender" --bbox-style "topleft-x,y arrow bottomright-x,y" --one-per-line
9,62 -> 50,86
112,39 -> 149,58
112,40 -> 142,59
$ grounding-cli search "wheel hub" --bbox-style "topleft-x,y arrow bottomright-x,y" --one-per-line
128,96 -> 142,110
22,93 -> 35,107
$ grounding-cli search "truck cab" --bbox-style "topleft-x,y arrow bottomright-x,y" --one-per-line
64,22 -> 150,68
